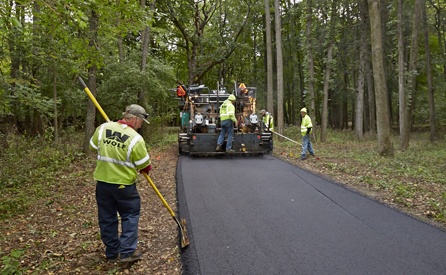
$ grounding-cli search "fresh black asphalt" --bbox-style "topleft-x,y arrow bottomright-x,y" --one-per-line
176,154 -> 446,275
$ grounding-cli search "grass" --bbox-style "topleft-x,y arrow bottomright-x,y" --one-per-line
274,127 -> 446,225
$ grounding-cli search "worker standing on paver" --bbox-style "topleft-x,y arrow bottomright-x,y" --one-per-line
216,94 -> 237,153
300,107 -> 315,160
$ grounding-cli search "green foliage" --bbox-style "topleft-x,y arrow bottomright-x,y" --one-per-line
0,132 -> 81,220
143,115 -> 177,146
97,54 -> 177,120
1,249 -> 26,275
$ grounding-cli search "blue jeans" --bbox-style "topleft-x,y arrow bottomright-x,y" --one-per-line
217,119 -> 234,150
300,134 -> 314,159
96,181 -> 141,259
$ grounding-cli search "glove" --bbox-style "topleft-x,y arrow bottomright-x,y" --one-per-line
306,127 -> 312,135
140,164 -> 152,174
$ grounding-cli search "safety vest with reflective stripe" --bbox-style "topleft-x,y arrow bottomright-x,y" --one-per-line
219,99 -> 236,122
89,122 -> 151,185
301,114 -> 313,136
262,113 -> 274,131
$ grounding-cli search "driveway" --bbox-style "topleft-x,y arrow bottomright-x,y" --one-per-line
176,154 -> 446,275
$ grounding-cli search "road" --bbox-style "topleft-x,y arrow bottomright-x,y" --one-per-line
176,154 -> 446,275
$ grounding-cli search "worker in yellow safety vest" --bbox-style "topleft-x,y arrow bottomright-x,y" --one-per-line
300,107 -> 315,160
260,109 -> 274,132
216,94 -> 237,153
90,104 -> 152,263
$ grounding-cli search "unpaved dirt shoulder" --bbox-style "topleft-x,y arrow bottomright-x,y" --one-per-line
0,144 -> 181,275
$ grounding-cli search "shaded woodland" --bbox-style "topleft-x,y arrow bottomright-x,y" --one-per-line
1,0 -> 445,152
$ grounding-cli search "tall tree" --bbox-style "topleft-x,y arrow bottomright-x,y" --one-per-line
305,0 -> 316,117
401,0 -> 424,150
265,0 -> 274,115
397,0 -> 407,148
83,10 -> 99,154
139,0 -> 153,138
423,1 -> 438,141
428,0 -> 446,78
274,0 -> 284,135
368,0 -> 393,156
161,0 -> 251,84
355,1 -> 367,140
321,0 -> 337,142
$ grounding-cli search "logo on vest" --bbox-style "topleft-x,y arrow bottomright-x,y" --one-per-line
104,129 -> 129,149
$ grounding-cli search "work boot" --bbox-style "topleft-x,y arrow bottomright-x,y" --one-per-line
106,256 -> 119,263
215,145 -> 223,152
120,251 -> 142,263
226,149 -> 235,154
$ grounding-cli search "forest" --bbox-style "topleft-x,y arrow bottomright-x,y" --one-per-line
1,0 -> 445,151
1,0 -> 446,273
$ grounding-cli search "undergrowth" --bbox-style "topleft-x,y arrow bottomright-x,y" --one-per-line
0,126 -> 178,221
0,130 -> 82,220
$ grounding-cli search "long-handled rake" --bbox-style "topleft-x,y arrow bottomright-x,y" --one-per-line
271,130 -> 302,146
78,76 -> 189,248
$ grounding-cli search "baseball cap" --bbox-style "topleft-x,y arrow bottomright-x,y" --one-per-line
124,104 -> 150,124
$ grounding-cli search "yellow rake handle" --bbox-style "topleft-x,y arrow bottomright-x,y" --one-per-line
78,76 -> 111,122
142,171 -> 176,218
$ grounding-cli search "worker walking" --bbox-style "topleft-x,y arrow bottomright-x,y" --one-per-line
260,109 -> 274,132
90,104 -> 152,263
300,107 -> 315,160
216,94 -> 237,153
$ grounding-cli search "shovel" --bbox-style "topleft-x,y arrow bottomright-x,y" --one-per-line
78,76 -> 189,248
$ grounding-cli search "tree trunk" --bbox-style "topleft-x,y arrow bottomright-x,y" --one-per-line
264,0 -> 274,116
355,38 -> 365,140
402,0 -> 423,149
274,0 -> 283,135
423,1 -> 438,141
305,0 -> 315,117
83,10 -> 99,154
53,67 -> 59,143
397,0 -> 407,149
355,2 -> 368,135
368,0 -> 393,156
321,43 -> 333,142
321,0 -> 337,142
429,1 -> 446,78
139,0 -> 152,137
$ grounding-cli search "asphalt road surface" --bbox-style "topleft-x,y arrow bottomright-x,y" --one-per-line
176,154 -> 446,275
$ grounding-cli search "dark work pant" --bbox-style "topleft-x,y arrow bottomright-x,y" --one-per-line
217,119 -> 234,150
95,181 -> 141,259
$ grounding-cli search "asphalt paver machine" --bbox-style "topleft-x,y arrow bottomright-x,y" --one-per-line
173,82 -> 272,156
